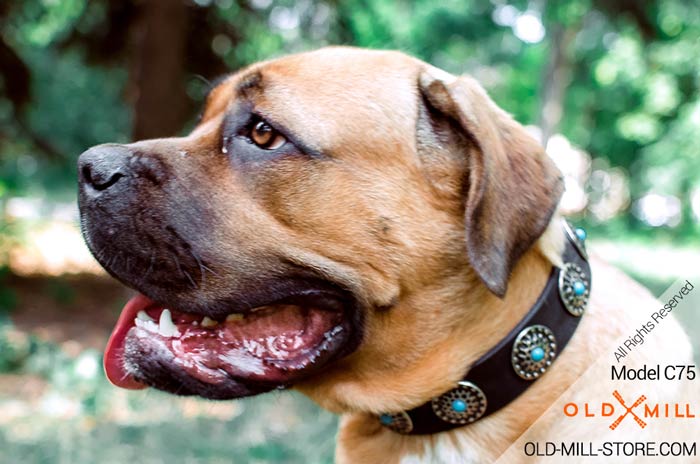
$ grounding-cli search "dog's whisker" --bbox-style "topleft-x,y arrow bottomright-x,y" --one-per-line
105,251 -> 117,270
200,263 -> 218,276
142,252 -> 156,281
173,255 -> 185,280
171,253 -> 198,289
190,251 -> 207,286
183,269 -> 197,289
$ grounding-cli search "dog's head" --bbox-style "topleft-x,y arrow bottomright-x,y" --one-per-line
78,47 -> 562,409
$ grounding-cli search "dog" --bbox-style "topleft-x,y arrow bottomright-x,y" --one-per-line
78,47 -> 694,463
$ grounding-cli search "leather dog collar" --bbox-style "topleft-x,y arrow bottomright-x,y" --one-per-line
378,221 -> 590,435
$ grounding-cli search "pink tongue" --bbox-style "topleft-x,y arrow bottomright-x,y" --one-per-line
104,295 -> 341,390
103,294 -> 150,389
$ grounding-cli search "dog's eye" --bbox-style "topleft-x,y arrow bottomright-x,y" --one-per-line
248,120 -> 286,150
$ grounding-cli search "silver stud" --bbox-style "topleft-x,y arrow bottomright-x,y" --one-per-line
431,381 -> 487,425
564,221 -> 587,260
378,410 -> 413,434
512,325 -> 557,380
559,262 -> 590,316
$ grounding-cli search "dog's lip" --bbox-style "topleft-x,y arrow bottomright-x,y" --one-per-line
103,288 -> 353,392
103,293 -> 152,389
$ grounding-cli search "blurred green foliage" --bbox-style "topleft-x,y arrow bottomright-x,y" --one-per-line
0,0 -> 699,239
0,1 -> 699,462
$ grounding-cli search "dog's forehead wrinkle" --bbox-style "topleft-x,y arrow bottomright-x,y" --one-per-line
235,70 -> 263,98
200,81 -> 238,123
240,51 -> 419,153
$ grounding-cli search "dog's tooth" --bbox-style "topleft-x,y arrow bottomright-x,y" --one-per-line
226,314 -> 244,323
137,310 -> 154,322
158,309 -> 180,337
201,316 -> 218,328
135,318 -> 159,334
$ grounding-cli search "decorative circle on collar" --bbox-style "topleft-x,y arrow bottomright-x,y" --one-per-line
378,410 -> 413,434
511,324 -> 557,380
431,381 -> 487,425
558,262 -> 590,317
564,221 -> 587,260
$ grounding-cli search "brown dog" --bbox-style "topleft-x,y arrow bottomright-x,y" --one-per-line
78,47 -> 693,462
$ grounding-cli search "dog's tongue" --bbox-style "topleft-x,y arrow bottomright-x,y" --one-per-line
104,292 -> 345,391
103,294 -> 149,390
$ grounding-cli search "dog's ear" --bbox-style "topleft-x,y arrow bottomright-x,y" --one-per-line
418,67 -> 563,297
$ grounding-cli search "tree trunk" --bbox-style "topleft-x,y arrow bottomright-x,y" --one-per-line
128,0 -> 189,141
538,25 -> 575,146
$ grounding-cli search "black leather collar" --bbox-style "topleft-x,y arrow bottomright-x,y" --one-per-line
378,221 -> 590,435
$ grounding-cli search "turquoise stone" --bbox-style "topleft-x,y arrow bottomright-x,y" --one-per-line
573,281 -> 586,296
530,346 -> 545,362
379,414 -> 393,425
575,227 -> 587,241
451,399 -> 467,413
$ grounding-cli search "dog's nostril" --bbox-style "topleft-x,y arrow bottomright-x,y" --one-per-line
95,172 -> 125,191
82,163 -> 125,191
78,144 -> 132,193
81,165 -> 94,185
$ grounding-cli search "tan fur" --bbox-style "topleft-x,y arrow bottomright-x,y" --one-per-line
169,47 -> 693,462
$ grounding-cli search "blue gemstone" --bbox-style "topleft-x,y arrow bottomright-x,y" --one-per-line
451,399 -> 467,413
530,346 -> 545,362
575,228 -> 587,241
379,414 -> 393,425
573,281 -> 586,296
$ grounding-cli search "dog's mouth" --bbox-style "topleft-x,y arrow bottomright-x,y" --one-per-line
104,287 -> 356,399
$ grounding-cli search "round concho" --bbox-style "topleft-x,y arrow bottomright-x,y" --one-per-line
378,410 -> 413,434
558,262 -> 590,316
564,221 -> 587,260
431,381 -> 487,425
511,325 -> 557,380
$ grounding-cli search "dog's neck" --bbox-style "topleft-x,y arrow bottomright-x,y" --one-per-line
335,249 -> 555,458
437,241 -> 555,385
334,224 -> 580,463
430,218 -> 569,391
463,247 -> 554,350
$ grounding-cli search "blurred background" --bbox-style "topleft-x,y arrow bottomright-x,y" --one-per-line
0,0 -> 699,462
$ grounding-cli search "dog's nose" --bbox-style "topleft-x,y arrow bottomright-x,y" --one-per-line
78,144 -> 131,192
